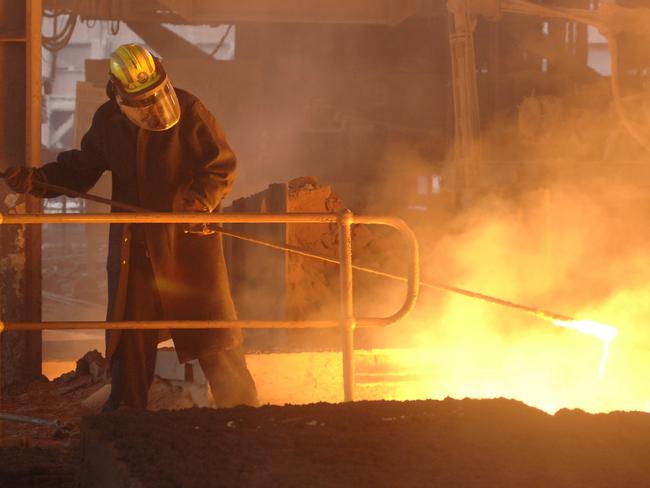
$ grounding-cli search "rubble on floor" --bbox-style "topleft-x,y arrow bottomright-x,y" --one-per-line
0,350 -> 211,487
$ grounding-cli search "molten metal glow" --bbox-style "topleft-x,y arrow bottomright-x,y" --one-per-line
551,319 -> 618,377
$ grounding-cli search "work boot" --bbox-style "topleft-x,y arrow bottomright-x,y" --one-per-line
102,358 -> 125,412
199,349 -> 259,408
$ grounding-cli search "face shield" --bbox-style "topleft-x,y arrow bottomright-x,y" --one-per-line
112,59 -> 181,131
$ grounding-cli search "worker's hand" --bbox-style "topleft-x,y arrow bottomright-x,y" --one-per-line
182,198 -> 208,212
3,167 -> 47,197
182,198 -> 215,236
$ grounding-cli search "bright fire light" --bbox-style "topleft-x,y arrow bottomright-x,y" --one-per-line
551,319 -> 618,377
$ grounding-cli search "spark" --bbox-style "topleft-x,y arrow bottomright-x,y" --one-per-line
552,319 -> 618,377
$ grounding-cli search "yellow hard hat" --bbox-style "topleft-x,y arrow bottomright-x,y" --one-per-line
109,44 -> 181,131
109,43 -> 160,94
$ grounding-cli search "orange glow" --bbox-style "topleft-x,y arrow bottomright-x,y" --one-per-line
367,184 -> 650,415
376,293 -> 643,415
42,360 -> 77,380
551,318 -> 618,377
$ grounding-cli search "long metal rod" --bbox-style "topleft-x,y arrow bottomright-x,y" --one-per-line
0,209 -> 572,322
218,218 -> 551,322
0,320 -> 340,333
0,175 -> 565,321
0,412 -> 57,426
338,210 -> 356,402
0,212 -> 341,225
0,318 -> 413,332
0,170 -> 146,213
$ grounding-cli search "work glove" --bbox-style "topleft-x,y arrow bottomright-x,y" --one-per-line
3,166 -> 48,197
182,197 -> 215,236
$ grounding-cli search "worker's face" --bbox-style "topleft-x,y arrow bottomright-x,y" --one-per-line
116,79 -> 181,131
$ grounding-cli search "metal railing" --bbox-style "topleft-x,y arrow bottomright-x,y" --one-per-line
0,210 -> 420,401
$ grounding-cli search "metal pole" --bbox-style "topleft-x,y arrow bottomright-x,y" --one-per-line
338,209 -> 356,402
0,210 -> 582,323
0,319 -> 341,332
25,0 -> 43,370
0,212 -> 340,225
0,412 -> 57,426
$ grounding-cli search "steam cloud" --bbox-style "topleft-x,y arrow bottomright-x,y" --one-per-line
354,76 -> 650,414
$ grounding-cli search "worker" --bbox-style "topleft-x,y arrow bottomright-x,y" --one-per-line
5,43 -> 258,410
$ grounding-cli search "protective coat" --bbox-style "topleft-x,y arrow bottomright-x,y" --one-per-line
40,88 -> 241,363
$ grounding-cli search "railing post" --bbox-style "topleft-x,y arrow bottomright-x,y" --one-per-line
338,209 -> 356,402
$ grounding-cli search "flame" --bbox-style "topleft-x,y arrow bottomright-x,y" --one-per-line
551,319 -> 618,377
218,305 -> 629,414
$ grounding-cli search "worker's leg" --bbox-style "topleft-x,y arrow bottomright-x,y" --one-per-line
104,230 -> 162,410
173,326 -> 258,408
105,329 -> 158,409
199,347 -> 259,408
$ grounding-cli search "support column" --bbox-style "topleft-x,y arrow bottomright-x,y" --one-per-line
0,0 -> 42,392
338,209 -> 355,402
447,5 -> 481,199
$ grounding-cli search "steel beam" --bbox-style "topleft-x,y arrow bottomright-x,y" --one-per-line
44,0 -> 422,25
0,0 -> 42,392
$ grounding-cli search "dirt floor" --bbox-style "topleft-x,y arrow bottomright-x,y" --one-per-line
4,362 -> 650,488
0,352 -> 195,488
79,398 -> 650,488
0,375 -> 101,488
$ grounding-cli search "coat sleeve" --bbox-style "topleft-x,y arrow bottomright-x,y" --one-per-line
183,100 -> 237,211
40,108 -> 109,197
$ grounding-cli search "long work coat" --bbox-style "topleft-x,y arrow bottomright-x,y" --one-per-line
41,88 -> 240,363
